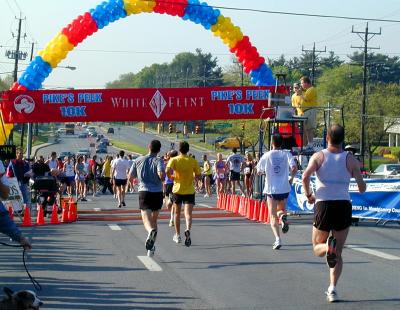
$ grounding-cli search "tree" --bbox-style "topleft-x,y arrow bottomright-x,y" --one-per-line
106,49 -> 223,89
0,75 -> 12,91
348,52 -> 400,84
223,56 -> 251,86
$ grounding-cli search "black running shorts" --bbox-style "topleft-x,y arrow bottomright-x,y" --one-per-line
229,171 -> 240,181
313,200 -> 352,232
114,178 -> 127,187
171,193 -> 195,205
164,183 -> 173,198
139,191 -> 164,211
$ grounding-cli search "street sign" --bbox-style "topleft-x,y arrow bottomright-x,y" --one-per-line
214,123 -> 232,129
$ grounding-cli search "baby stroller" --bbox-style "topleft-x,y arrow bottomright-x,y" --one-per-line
32,175 -> 60,217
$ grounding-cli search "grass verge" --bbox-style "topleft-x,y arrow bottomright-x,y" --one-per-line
110,139 -> 147,155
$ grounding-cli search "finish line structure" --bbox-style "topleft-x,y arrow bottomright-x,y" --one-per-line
1,86 -> 286,123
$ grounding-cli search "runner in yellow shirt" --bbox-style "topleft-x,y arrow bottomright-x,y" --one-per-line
166,141 -> 201,247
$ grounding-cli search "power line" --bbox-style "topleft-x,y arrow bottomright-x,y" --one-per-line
12,0 -> 21,12
4,0 -> 16,15
152,0 -> 400,23
302,43 -> 326,84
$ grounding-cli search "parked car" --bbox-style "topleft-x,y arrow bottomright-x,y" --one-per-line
370,164 -> 400,179
214,136 -> 228,144
89,131 -> 98,137
107,127 -> 114,134
59,151 -> 74,159
76,149 -> 91,157
95,146 -> 108,154
57,128 -> 66,134
96,134 -> 104,142
216,137 -> 252,149
100,138 -> 110,146
78,132 -> 88,138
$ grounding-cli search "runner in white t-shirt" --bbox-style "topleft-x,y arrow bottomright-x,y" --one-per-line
111,150 -> 131,208
257,134 -> 297,250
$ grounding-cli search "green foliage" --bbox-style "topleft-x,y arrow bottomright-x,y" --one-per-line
106,49 -> 223,89
349,52 -> 400,84
0,75 -> 12,91
110,139 -> 147,155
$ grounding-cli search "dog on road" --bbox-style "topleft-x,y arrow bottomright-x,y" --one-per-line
0,287 -> 42,310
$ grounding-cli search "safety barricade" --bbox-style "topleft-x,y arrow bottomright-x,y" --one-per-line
216,194 -> 271,224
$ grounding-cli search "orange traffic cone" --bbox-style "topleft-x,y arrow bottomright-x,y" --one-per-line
233,195 -> 240,214
7,204 -> 14,221
21,204 -> 32,227
36,205 -> 45,226
61,203 -> 70,223
252,199 -> 260,221
50,203 -> 60,225
68,202 -> 77,222
259,200 -> 266,223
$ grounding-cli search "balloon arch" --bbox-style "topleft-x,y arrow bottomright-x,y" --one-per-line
11,0 -> 275,92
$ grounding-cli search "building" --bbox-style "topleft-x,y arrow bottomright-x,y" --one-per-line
385,117 -> 400,147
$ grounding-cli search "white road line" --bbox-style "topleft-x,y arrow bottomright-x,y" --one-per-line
137,256 -> 163,271
197,203 -> 214,209
346,245 -> 400,261
107,224 -> 122,231
93,208 -> 101,212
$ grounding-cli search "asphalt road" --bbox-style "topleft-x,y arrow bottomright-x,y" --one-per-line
37,124 -> 214,161
2,130 -> 399,310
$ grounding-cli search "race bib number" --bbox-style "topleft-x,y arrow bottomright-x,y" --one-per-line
244,167 -> 251,175
218,173 -> 225,179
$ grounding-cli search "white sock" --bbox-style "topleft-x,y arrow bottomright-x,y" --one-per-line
328,285 -> 336,293
276,237 -> 281,243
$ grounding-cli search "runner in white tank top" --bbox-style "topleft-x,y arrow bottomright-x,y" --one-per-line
302,124 -> 366,303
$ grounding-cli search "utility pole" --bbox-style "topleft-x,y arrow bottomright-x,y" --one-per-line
26,41 -> 35,159
5,14 -> 26,146
351,23 -> 381,165
302,42 -> 326,85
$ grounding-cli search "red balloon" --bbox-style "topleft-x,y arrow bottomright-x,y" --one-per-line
10,82 -> 27,91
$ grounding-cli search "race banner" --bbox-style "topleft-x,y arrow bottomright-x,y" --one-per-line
288,176 -> 400,222
0,86 -> 288,123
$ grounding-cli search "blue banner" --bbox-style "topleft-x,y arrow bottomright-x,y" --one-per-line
288,177 -> 400,221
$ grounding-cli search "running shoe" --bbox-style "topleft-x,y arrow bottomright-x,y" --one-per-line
118,204 -> 121,208
325,290 -> 339,303
122,201 -> 126,207
184,230 -> 191,247
169,219 -> 174,227
81,197 -> 87,202
326,236 -> 337,268
272,240 -> 281,250
173,234 -> 181,244
145,229 -> 157,251
280,214 -> 289,234
147,245 -> 156,257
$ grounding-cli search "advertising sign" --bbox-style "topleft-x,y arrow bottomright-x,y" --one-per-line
1,86 -> 288,123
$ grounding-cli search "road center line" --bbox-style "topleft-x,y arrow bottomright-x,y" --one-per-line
107,224 -> 122,231
346,245 -> 400,260
197,203 -> 214,209
137,256 -> 163,271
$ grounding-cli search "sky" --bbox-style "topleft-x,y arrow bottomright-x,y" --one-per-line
1,0 -> 400,89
